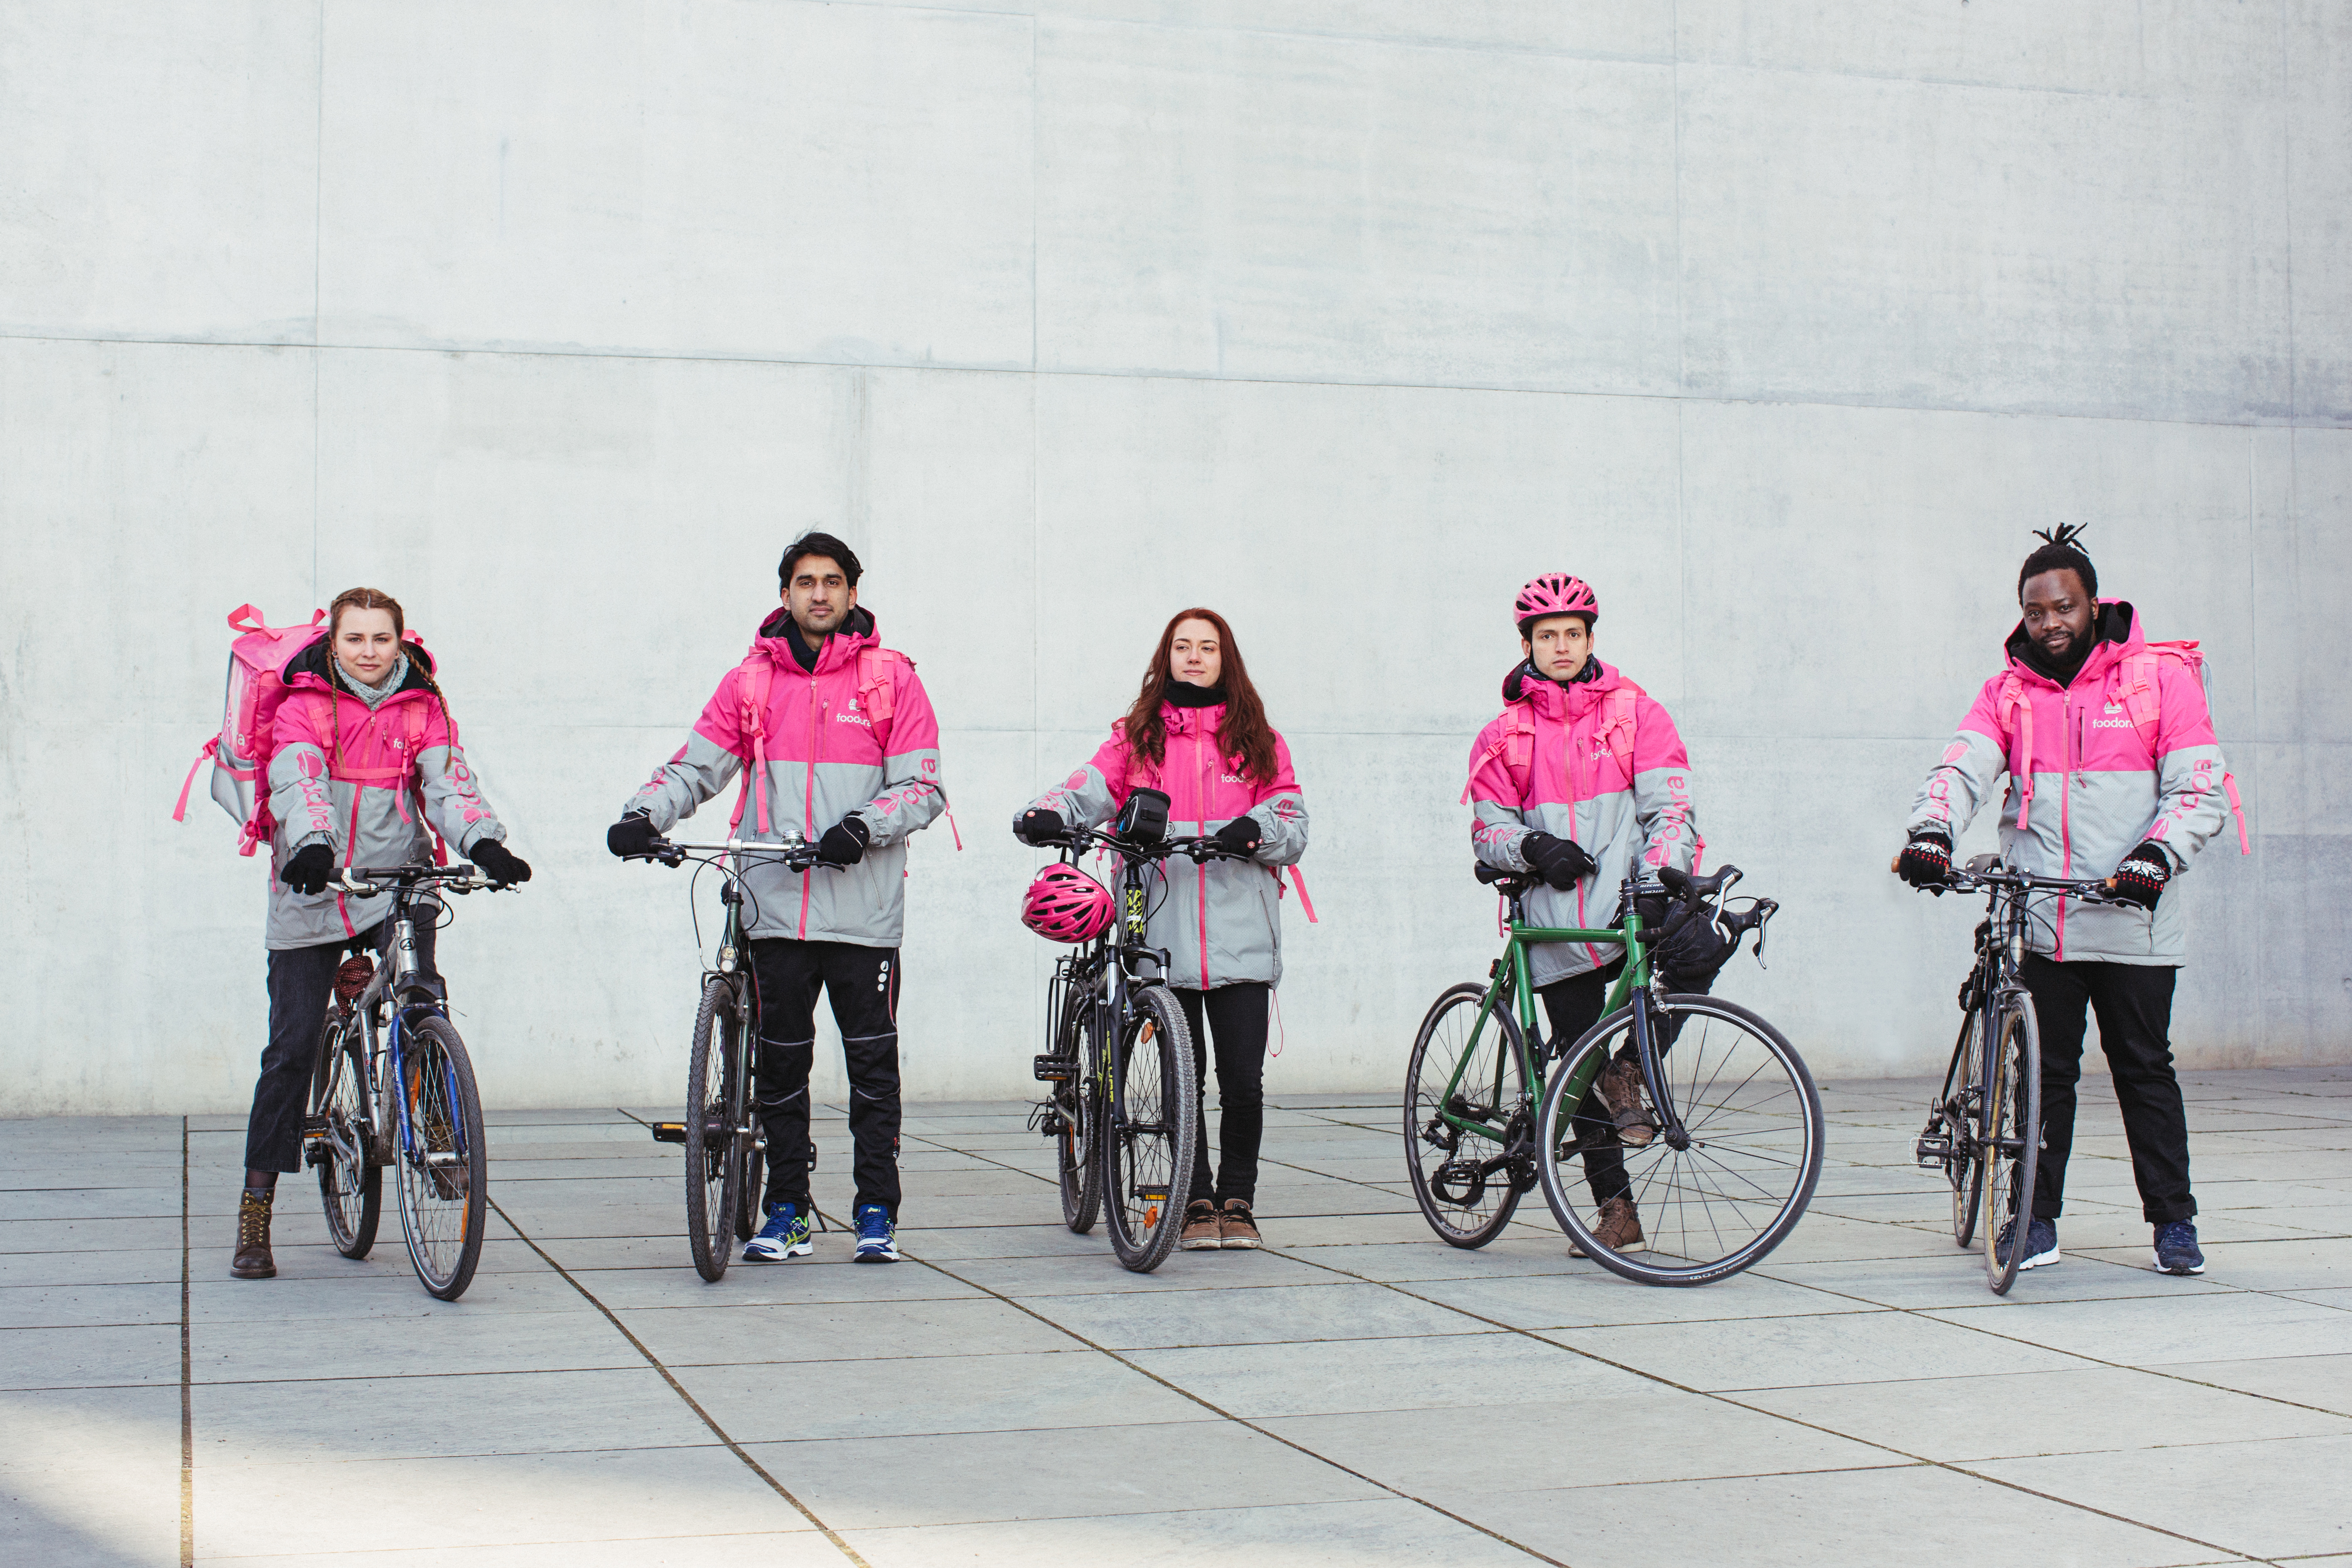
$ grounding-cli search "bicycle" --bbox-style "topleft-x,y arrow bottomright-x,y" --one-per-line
302,863 -> 501,1301
1026,793 -> 1230,1273
1406,862 -> 1823,1286
629,835 -> 835,1283
1909,854 -> 2131,1295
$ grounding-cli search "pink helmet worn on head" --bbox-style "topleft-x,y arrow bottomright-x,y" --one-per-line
1022,863 -> 1115,944
1515,572 -> 1598,632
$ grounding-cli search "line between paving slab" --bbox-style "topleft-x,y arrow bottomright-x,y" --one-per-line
486,1194 -> 873,1568
180,1116 -> 194,1568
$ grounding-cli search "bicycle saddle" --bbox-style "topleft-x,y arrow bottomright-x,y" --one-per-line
1474,861 -> 1537,893
1658,864 -> 1740,901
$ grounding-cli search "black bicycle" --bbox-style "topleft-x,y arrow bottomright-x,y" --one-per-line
1028,790 -> 1237,1273
1910,854 -> 2129,1295
630,834 -> 832,1282
304,863 -> 502,1301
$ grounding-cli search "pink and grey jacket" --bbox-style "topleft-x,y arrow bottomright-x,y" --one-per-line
623,606 -> 945,947
266,640 -> 508,951
1024,703 -> 1309,989
1908,602 -> 2238,966
1468,659 -> 1700,986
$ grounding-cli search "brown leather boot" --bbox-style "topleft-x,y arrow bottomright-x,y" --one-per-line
1180,1200 -> 1222,1250
1596,1060 -> 1656,1147
231,1190 -> 277,1279
1568,1197 -> 1645,1258
1218,1199 -> 1262,1249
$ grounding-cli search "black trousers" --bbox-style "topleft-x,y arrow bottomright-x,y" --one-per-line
1177,983 -> 1269,1207
1539,958 -> 1632,1208
246,911 -> 439,1175
750,939 -> 901,1216
2018,955 -> 2193,1225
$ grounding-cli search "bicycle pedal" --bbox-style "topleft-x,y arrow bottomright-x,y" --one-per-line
301,1114 -> 330,1136
649,1122 -> 687,1145
1031,1054 -> 1074,1082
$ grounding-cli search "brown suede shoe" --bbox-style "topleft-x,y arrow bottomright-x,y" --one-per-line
1180,1200 -> 1222,1250
1596,1060 -> 1656,1147
1567,1196 -> 1644,1258
1219,1200 -> 1263,1249
231,1190 -> 276,1279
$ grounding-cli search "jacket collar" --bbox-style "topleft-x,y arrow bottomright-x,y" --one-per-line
1162,699 -> 1227,736
756,604 -> 877,676
2003,600 -> 2138,691
1505,655 -> 1621,719
280,633 -> 438,699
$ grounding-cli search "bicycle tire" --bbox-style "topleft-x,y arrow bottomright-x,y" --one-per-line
1403,983 -> 1530,1249
737,1142 -> 765,1244
1982,992 -> 2043,1296
394,1015 -> 488,1301
1538,994 -> 1824,1286
1941,1011 -> 1986,1249
1054,993 -> 1102,1234
309,1015 -> 381,1259
684,977 -> 744,1283
1101,984 -> 1197,1273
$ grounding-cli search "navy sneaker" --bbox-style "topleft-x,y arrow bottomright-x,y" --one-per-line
853,1203 -> 899,1264
743,1201 -> 812,1262
2153,1221 -> 2205,1275
1996,1217 -> 2060,1270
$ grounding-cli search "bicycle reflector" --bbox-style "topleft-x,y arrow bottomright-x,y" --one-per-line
1113,786 -> 1171,844
1022,864 -> 1114,944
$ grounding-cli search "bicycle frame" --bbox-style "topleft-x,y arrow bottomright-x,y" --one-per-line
337,872 -> 481,1191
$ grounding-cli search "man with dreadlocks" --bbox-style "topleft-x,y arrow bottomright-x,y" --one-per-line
1896,525 -> 2242,1277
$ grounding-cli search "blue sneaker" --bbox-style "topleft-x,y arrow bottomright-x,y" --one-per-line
1996,1217 -> 2060,1270
2154,1221 -> 2205,1275
743,1201 -> 812,1262
853,1203 -> 899,1264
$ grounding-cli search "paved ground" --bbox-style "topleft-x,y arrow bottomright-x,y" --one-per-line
4,1066 -> 2349,1567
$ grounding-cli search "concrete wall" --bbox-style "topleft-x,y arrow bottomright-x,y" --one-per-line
3,1 -> 2346,1114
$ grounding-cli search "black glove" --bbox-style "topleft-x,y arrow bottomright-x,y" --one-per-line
608,813 -> 660,859
1014,808 -> 1065,847
1895,829 -> 1954,888
1215,816 -> 1264,856
817,816 -> 870,866
1522,832 -> 1598,890
1657,902 -> 1734,992
2109,840 -> 2172,910
283,843 -> 335,896
468,839 -> 532,887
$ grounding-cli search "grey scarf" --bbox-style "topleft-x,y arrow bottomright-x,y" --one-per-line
336,653 -> 408,710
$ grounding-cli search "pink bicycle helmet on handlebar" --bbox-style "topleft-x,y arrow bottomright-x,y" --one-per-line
1021,863 -> 1115,944
1514,572 -> 1598,633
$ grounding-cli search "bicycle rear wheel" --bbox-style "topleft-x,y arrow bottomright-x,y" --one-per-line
1939,1011 -> 1986,1249
1101,985 -> 1197,1273
309,1014 -> 380,1259
1538,994 -> 1824,1286
684,977 -> 746,1282
1981,993 -> 2042,1296
1053,996 -> 1102,1234
394,1016 -> 488,1301
1403,983 -> 1530,1248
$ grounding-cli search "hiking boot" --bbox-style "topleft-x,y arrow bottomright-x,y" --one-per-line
1596,1060 -> 1655,1147
852,1203 -> 899,1263
1568,1197 -> 1644,1257
1996,1217 -> 2060,1270
2153,1221 -> 2205,1275
1219,1199 -> 1263,1249
231,1190 -> 276,1279
742,1201 -> 813,1262
1180,1200 -> 1222,1250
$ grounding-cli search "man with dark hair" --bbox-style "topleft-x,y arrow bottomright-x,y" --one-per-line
1898,525 -> 2243,1276
607,531 -> 946,1264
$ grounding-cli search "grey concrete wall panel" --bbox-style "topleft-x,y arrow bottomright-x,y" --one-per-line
2,2 -> 2345,1110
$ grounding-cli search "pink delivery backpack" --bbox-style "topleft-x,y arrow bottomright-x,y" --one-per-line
172,604 -> 327,856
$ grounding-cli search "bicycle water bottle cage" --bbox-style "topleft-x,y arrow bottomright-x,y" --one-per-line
1113,787 -> 1171,845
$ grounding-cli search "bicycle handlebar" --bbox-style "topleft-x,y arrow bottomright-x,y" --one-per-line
1919,857 -> 2131,905
1037,825 -> 1254,865
337,864 -> 495,897
623,835 -> 830,873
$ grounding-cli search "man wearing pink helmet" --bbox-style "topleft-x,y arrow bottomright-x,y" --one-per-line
1466,574 -> 1704,1256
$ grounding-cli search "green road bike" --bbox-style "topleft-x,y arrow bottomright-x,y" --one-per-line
1405,864 -> 1824,1286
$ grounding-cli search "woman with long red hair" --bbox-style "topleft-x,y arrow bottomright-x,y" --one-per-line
1016,609 -> 1309,1250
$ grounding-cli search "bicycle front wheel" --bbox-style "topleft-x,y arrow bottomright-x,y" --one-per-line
684,977 -> 747,1283
1981,992 -> 2042,1296
395,1016 -> 488,1301
1101,985 -> 1198,1273
309,1014 -> 381,1259
1403,983 -> 1530,1248
1538,994 -> 1824,1286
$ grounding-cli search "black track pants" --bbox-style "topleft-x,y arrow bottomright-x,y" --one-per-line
1176,983 -> 1269,1207
1539,958 -> 1632,1208
247,911 -> 439,1174
749,939 -> 901,1217
2018,955 -> 2193,1225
